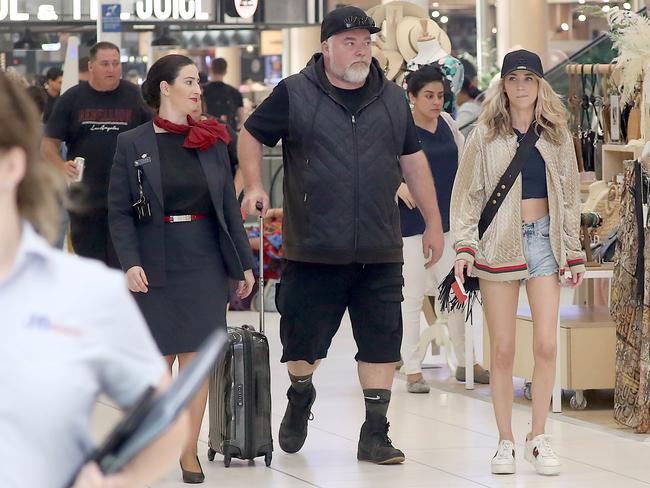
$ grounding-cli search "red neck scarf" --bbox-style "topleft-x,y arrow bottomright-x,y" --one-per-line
154,114 -> 231,151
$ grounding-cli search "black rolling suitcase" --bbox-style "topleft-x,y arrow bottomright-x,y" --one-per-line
207,206 -> 273,467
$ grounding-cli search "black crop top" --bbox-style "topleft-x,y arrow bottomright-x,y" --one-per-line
156,133 -> 215,215
515,129 -> 548,199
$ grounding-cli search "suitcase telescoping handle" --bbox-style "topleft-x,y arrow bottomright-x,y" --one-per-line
256,201 -> 265,335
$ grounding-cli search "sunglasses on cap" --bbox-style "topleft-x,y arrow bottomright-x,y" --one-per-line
343,15 -> 377,29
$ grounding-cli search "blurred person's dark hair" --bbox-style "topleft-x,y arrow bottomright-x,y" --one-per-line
34,74 -> 47,88
461,77 -> 481,99
46,66 -> 63,81
211,58 -> 227,75
78,56 -> 90,73
26,85 -> 48,115
0,71 -> 65,241
198,71 -> 208,85
460,58 -> 477,83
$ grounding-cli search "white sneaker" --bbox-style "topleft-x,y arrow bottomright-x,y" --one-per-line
525,434 -> 561,475
491,440 -> 516,474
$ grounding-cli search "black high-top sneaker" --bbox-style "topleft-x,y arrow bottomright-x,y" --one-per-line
278,385 -> 316,453
357,417 -> 405,464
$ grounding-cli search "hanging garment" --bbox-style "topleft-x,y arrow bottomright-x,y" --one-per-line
579,67 -> 604,173
612,159 -> 650,433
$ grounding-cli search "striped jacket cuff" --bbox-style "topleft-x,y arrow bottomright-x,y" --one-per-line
455,246 -> 476,264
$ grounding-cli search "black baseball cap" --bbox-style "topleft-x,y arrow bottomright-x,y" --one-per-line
501,49 -> 544,78
320,6 -> 381,42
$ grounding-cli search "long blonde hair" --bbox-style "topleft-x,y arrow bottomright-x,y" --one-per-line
478,75 -> 568,146
0,71 -> 65,243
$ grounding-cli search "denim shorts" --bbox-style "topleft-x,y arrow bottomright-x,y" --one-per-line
522,214 -> 559,279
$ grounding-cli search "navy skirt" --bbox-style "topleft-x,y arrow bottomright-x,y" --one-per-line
134,218 -> 229,355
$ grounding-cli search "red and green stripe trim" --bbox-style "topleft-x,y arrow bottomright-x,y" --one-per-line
567,258 -> 585,267
457,247 -> 476,256
474,262 -> 528,274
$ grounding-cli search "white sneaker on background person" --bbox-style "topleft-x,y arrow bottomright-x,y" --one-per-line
525,434 -> 561,475
491,440 -> 516,474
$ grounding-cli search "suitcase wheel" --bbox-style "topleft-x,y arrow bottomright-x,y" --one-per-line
265,452 -> 272,467
207,447 -> 216,462
224,454 -> 231,468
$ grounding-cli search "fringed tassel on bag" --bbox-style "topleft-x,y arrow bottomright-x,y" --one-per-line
437,269 -> 481,322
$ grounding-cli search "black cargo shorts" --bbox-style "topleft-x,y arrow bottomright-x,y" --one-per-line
275,260 -> 404,364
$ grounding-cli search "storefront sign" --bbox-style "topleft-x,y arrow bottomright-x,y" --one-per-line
0,0 -> 29,21
135,0 -> 209,20
0,0 -> 210,21
101,3 -> 121,31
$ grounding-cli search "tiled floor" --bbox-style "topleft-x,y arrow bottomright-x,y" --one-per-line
92,310 -> 650,487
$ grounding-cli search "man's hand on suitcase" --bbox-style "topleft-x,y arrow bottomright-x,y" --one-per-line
237,269 -> 255,299
243,187 -> 269,216
72,462 -> 131,488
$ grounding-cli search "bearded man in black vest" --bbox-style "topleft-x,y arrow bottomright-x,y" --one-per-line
238,6 -> 445,464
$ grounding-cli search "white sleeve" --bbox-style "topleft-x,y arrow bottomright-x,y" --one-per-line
94,273 -> 166,408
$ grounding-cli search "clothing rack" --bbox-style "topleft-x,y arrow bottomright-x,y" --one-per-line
565,64 -> 615,76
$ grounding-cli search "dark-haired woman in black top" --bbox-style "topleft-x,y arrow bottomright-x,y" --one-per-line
108,54 -> 254,484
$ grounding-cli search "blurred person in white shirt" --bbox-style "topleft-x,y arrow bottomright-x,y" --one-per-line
0,69 -> 188,488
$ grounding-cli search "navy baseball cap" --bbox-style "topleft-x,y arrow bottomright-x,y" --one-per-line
501,49 -> 544,78
320,6 -> 381,43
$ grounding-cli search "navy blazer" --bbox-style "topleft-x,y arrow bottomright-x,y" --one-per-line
108,121 -> 253,287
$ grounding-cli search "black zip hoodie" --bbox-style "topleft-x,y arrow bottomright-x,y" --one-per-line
280,53 -> 409,264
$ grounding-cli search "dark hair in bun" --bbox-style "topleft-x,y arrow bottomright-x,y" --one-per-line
141,54 -> 194,110
462,77 -> 481,99
405,65 -> 449,97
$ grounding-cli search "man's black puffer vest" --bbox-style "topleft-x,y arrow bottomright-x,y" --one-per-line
281,54 -> 409,264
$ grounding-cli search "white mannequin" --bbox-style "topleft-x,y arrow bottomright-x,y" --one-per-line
408,19 -> 448,66
410,38 -> 448,66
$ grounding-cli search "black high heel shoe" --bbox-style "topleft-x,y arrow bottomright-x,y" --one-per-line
180,456 -> 205,484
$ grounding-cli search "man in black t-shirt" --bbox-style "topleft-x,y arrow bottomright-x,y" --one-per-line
41,42 -> 151,268
239,6 -> 445,466
203,58 -> 243,132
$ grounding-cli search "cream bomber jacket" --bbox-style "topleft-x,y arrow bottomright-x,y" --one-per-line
450,123 -> 586,281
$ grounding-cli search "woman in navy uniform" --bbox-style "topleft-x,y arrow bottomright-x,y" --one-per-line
108,54 -> 254,484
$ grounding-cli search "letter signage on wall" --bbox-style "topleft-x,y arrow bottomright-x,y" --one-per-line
0,0 -> 212,22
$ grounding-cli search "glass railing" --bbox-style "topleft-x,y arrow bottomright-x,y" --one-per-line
546,6 -> 647,97
460,6 -> 647,132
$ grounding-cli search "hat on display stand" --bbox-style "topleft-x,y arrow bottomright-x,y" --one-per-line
370,1 -> 427,27
383,50 -> 405,81
397,17 -> 451,63
372,45 -> 388,73
366,1 -> 453,83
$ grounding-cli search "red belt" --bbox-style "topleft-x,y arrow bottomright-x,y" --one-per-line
163,214 -> 207,223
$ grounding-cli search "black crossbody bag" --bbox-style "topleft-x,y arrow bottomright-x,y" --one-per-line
438,124 -> 542,317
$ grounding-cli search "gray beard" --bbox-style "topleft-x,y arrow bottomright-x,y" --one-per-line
343,63 -> 370,84
330,54 -> 370,84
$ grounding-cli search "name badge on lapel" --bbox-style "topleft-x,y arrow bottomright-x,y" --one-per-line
134,153 -> 152,167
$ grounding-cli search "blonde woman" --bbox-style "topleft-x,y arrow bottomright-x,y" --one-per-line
451,50 -> 585,476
